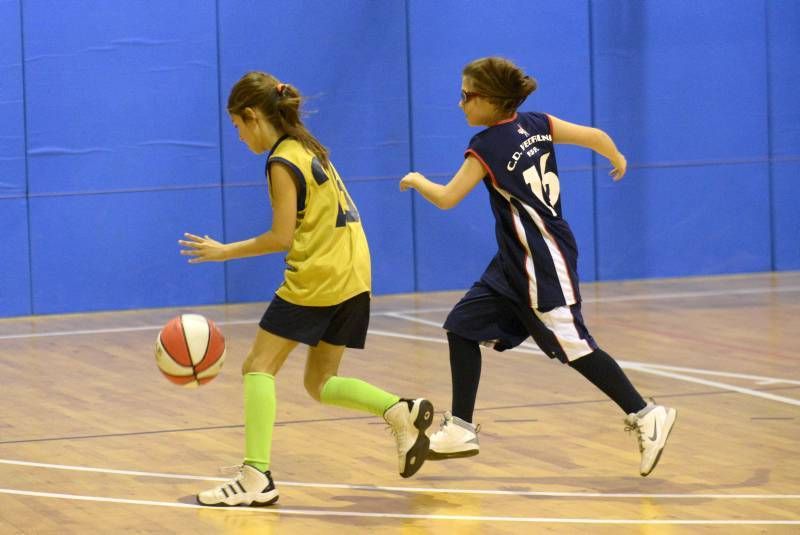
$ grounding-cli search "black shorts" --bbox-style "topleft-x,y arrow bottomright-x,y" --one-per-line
259,291 -> 370,349
443,282 -> 597,363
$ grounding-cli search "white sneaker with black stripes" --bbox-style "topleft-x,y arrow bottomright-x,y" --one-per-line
196,464 -> 279,506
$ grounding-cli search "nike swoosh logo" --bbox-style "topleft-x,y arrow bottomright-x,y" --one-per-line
648,427 -> 658,441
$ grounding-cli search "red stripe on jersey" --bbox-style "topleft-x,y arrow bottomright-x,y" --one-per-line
464,149 -> 498,188
493,113 -> 518,126
545,114 -> 555,137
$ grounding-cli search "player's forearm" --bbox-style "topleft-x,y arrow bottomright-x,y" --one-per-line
223,231 -> 291,259
413,178 -> 450,209
588,128 -> 622,161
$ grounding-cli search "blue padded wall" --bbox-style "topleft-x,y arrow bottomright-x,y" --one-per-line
768,3 -> 800,270
408,1 -> 596,291
0,199 -> 31,317
592,1 -> 771,279
219,182 -> 284,304
0,0 -> 25,200
0,1 -> 796,318
22,0 -> 224,314
29,190 -> 225,314
596,165 -> 770,278
217,0 -> 414,300
0,0 -> 30,317
23,1 -> 219,194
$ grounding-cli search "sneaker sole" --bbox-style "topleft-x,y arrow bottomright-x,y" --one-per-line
400,399 -> 434,478
640,409 -> 677,477
426,448 -> 480,461
196,490 -> 279,507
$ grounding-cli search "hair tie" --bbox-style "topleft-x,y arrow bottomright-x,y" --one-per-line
275,83 -> 286,96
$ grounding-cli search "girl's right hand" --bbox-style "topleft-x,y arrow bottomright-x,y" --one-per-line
609,153 -> 627,181
179,233 -> 228,263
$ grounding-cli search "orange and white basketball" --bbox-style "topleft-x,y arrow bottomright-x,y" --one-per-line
155,314 -> 225,387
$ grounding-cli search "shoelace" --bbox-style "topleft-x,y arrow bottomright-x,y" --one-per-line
430,414 -> 452,437
210,464 -> 246,491
436,414 -> 481,435
219,464 -> 243,475
624,421 -> 645,453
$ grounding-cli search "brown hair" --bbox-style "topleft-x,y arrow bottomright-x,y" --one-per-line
227,71 -> 330,167
462,57 -> 538,115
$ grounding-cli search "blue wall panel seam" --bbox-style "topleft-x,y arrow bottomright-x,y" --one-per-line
588,0 -> 599,280
19,0 -> 33,315
214,0 -> 229,303
404,0 -> 419,291
763,0 -> 775,270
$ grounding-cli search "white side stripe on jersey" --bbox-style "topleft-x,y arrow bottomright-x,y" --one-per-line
508,200 -> 538,307
518,201 -> 577,305
534,305 -> 593,361
492,183 -> 577,307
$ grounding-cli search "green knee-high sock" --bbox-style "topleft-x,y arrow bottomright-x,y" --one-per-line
320,376 -> 400,417
244,372 -> 275,472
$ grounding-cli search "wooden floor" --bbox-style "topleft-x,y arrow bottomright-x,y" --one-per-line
0,272 -> 799,534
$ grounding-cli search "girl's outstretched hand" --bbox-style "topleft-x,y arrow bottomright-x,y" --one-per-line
179,233 -> 227,263
610,153 -> 627,181
399,172 -> 423,192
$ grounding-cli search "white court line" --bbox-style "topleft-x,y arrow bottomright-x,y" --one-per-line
0,315 -> 797,408
1,284 -> 799,341
369,329 -> 800,406
620,365 -> 800,407
0,488 -> 798,525
634,363 -> 800,386
383,312 -> 442,328
581,285 -> 800,304
383,312 -> 545,352
377,284 -> 800,315
1,459 -> 798,500
382,312 -> 800,405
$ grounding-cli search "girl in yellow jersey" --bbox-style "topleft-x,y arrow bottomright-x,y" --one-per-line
179,72 -> 433,507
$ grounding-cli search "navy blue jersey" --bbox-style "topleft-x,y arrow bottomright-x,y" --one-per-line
465,111 -> 580,310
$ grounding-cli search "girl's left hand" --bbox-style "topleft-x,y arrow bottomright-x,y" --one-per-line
399,172 -> 423,192
179,233 -> 227,263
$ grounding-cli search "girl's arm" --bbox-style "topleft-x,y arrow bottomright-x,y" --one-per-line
548,115 -> 627,180
180,162 -> 297,263
399,155 -> 485,210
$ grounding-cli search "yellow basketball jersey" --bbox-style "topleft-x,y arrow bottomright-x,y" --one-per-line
267,137 -> 371,306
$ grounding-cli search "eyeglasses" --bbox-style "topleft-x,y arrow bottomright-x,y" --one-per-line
460,90 -> 483,103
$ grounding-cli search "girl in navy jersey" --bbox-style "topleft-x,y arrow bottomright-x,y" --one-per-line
400,57 -> 676,477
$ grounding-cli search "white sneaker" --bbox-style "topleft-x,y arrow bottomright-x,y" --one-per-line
427,411 -> 480,460
625,401 -> 677,476
384,398 -> 434,478
196,464 -> 279,506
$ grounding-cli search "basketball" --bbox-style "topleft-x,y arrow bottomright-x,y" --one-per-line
155,314 -> 226,387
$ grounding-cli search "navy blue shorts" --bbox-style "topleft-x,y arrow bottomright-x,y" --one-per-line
443,282 -> 597,363
259,291 -> 370,349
